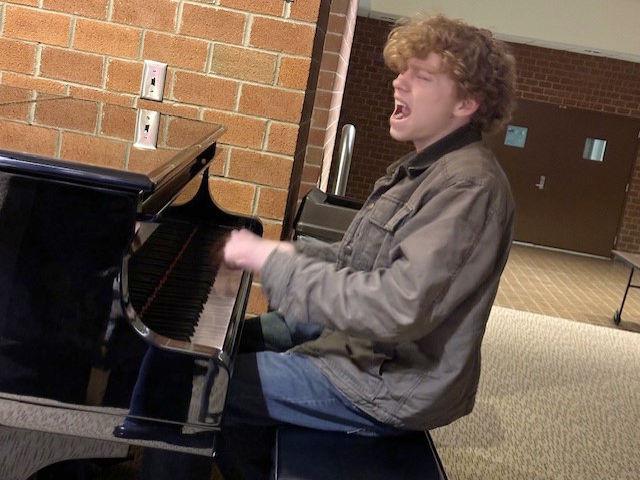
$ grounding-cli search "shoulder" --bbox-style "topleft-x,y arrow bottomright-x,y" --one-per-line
439,142 -> 504,185
428,142 -> 514,217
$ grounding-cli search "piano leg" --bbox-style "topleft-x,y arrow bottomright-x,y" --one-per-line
113,346 -> 194,442
0,426 -> 128,480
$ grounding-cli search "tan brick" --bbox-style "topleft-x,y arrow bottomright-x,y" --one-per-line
128,147 -> 179,174
143,31 -> 209,72
317,70 -> 336,90
320,52 -> 339,72
202,109 -> 266,149
250,17 -> 315,56
34,98 -> 98,133
298,182 -> 315,199
68,86 -> 134,107
267,122 -> 299,155
43,0 -> 109,20
0,89 -> 32,122
209,146 -> 228,176
165,116 -> 224,149
106,59 -> 143,94
324,32 -> 342,54
329,0 -> 350,16
0,38 -> 37,74
311,108 -> 329,129
262,221 -> 283,241
0,119 -> 57,157
256,187 -> 287,220
239,84 -> 304,123
180,4 -> 245,44
211,45 -> 276,84
41,47 -> 104,87
247,283 -> 269,315
1,72 -> 67,95
112,0 -> 177,32
6,0 -> 39,5
278,57 -> 311,90
219,0 -> 283,16
61,131 -> 127,168
100,104 -> 136,141
170,175 -> 199,203
290,0 -> 321,22
308,127 -> 325,146
314,89 -> 332,110
74,19 -> 141,59
4,6 -> 71,47
302,163 -> 321,183
228,149 -> 292,188
208,178 -> 255,215
327,13 -> 347,34
304,144 -> 324,166
173,71 -> 238,110
137,99 -> 200,119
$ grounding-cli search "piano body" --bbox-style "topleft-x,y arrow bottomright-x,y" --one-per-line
0,86 -> 261,477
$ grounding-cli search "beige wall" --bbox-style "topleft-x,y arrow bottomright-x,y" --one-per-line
360,0 -> 640,62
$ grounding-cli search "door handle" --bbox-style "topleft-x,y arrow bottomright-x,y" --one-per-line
535,175 -> 546,190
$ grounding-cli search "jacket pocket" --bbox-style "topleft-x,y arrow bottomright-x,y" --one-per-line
368,195 -> 410,232
352,195 -> 411,270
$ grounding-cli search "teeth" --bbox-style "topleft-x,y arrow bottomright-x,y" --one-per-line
393,100 -> 409,119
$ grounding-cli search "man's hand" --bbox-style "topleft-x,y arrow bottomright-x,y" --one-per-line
223,229 -> 294,273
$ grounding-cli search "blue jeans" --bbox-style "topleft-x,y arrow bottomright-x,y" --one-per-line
215,313 -> 403,479
141,313 -> 403,480
224,312 -> 400,435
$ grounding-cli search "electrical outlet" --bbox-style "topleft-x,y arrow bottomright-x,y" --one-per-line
134,109 -> 161,150
140,60 -> 167,102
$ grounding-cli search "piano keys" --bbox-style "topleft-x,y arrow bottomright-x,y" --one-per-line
0,86 -> 261,471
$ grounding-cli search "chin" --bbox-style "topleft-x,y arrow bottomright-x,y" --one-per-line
389,125 -> 410,143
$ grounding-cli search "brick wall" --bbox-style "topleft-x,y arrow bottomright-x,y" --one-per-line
297,0 -> 358,201
0,0 -> 328,313
336,16 -> 640,252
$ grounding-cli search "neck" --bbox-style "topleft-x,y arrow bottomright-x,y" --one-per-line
414,119 -> 472,153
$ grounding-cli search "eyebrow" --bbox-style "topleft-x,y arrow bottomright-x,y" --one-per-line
412,65 -> 438,75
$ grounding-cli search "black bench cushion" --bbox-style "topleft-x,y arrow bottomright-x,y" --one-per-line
275,428 -> 446,480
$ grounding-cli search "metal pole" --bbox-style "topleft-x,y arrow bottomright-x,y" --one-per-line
333,124 -> 355,196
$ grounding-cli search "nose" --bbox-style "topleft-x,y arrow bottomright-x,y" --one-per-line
392,70 -> 409,91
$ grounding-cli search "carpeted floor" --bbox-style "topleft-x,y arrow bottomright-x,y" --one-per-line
431,306 -> 640,480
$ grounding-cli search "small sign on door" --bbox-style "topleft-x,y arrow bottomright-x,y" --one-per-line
504,125 -> 528,148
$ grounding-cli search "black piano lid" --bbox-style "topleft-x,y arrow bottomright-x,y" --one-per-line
0,86 -> 225,195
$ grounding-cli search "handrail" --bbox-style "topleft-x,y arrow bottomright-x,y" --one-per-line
332,124 -> 355,196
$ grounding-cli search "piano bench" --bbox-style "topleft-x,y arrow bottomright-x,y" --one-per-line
274,427 -> 448,480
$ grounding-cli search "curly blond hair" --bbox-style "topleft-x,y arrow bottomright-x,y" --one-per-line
383,14 -> 516,133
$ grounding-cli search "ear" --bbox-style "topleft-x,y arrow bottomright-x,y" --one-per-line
454,97 -> 479,118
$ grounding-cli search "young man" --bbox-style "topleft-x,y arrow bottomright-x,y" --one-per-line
220,12 -> 516,475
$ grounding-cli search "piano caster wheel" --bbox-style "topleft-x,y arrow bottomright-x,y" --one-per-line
613,310 -> 622,325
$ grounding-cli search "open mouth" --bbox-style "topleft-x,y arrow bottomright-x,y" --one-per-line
392,101 -> 411,120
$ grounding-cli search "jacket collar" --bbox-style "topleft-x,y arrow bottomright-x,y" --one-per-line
386,123 -> 482,177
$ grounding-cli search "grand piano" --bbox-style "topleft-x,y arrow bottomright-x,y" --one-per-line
0,86 -> 261,478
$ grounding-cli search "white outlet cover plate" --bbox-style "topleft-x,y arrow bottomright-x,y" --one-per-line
134,109 -> 161,150
140,60 -> 167,102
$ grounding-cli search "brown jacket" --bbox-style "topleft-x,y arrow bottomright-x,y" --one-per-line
261,125 -> 515,430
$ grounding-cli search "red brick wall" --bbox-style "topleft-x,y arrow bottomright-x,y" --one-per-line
337,16 -> 640,252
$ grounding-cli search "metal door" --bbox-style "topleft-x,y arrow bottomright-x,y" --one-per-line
486,99 -> 640,256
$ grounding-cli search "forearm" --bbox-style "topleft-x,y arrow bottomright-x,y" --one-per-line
294,236 -> 340,263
